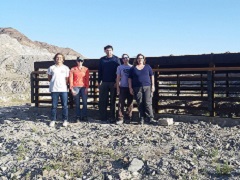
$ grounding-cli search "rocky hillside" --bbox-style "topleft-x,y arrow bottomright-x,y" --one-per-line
0,106 -> 239,179
0,27 -> 85,103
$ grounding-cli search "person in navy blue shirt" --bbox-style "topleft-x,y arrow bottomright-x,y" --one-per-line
98,45 -> 121,122
128,53 -> 155,124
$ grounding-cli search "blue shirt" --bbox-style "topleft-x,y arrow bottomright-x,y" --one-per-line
128,64 -> 154,88
98,55 -> 121,83
116,64 -> 132,87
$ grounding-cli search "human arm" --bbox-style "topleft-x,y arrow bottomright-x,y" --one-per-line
47,67 -> 52,82
98,59 -> 102,88
128,78 -> 134,95
151,75 -> 155,92
48,75 -> 52,82
65,67 -> 70,85
69,69 -> 77,95
85,68 -> 90,95
116,74 -> 121,95
149,65 -> 155,92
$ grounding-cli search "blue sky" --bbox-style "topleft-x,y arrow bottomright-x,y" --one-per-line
1,0 -> 240,58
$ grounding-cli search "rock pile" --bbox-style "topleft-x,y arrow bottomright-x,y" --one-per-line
0,105 -> 239,179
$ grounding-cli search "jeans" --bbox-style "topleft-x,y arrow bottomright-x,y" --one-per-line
133,86 -> 154,119
99,82 -> 116,120
51,92 -> 68,121
118,87 -> 133,120
74,87 -> 88,118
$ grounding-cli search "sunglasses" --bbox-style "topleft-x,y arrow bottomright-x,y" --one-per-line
77,60 -> 84,62
122,57 -> 129,59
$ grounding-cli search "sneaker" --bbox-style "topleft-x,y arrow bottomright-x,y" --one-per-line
145,117 -> 154,124
124,116 -> 132,124
82,116 -> 88,122
116,118 -> 124,125
63,120 -> 68,127
139,117 -> 144,125
149,118 -> 154,124
49,121 -> 55,127
76,117 -> 81,123
108,118 -> 116,124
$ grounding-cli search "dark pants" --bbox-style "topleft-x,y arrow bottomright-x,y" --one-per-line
51,92 -> 68,121
118,87 -> 134,120
99,82 -> 116,120
74,87 -> 88,118
133,86 -> 154,119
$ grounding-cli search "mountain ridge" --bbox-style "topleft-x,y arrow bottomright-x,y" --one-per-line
0,27 -> 84,58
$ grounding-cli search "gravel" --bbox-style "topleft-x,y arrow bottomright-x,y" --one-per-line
0,105 -> 240,179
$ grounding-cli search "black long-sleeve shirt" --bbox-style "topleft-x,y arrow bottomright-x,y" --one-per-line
98,55 -> 121,84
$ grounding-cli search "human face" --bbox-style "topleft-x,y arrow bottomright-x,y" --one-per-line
76,60 -> 84,66
55,55 -> 64,65
105,48 -> 113,58
122,56 -> 129,64
137,55 -> 144,65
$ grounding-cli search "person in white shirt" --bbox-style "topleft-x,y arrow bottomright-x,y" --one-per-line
47,53 -> 70,127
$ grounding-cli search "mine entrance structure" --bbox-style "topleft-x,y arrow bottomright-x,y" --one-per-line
31,53 -> 240,117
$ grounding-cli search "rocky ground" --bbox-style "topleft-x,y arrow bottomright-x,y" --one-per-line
0,104 -> 240,180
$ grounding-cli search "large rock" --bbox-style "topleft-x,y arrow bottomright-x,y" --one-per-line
158,118 -> 174,126
128,158 -> 144,172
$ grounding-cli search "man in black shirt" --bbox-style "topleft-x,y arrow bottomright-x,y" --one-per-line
98,45 -> 121,122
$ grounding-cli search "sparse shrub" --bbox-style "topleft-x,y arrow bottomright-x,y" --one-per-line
215,162 -> 233,175
209,148 -> 219,158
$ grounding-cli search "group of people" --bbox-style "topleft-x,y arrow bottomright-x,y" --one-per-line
47,45 -> 155,127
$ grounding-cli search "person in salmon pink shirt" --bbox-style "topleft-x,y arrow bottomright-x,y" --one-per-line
69,57 -> 89,122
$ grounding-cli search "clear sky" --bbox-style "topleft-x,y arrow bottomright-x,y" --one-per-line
1,0 -> 240,58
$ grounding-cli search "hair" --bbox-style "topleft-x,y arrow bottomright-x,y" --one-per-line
53,53 -> 65,62
104,45 -> 113,50
133,53 -> 146,66
122,53 -> 129,58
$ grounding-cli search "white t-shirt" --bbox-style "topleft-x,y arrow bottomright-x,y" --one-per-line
47,64 -> 70,92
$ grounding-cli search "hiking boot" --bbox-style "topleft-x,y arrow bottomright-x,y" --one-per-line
49,121 -> 55,127
63,120 -> 68,127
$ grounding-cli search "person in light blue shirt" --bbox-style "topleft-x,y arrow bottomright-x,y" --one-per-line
116,54 -> 133,124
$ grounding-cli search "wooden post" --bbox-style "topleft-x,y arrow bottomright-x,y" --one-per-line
201,73 -> 204,97
207,63 -> 215,116
153,70 -> 159,114
34,68 -> 39,107
177,74 -> 180,97
93,72 -> 98,108
30,72 -> 34,103
226,73 -> 229,97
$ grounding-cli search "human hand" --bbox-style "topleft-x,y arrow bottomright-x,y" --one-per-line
129,88 -> 134,95
117,87 -> 120,95
85,88 -> 88,95
151,86 -> 155,92
71,89 -> 77,96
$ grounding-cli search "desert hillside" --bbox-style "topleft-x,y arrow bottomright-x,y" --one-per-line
0,27 -> 85,103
